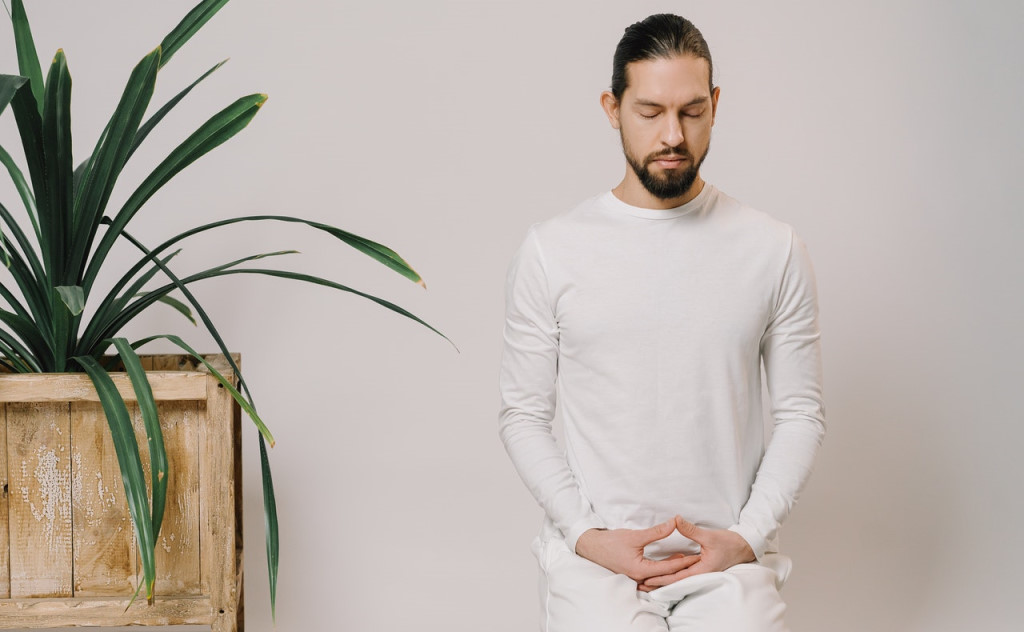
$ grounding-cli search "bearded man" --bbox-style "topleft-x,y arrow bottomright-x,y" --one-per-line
498,13 -> 826,632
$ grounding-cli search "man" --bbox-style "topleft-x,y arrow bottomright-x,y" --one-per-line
497,13 -> 825,632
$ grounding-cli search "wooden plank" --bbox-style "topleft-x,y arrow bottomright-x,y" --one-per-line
6,403 -> 73,598
0,594 -> 214,626
70,401 -> 135,596
133,401 -> 201,596
0,404 -> 9,598
202,371 -> 240,631
0,372 -> 208,403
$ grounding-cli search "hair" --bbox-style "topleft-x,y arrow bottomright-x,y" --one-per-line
610,14 -> 714,101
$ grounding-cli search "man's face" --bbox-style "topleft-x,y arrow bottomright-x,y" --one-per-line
605,55 -> 719,201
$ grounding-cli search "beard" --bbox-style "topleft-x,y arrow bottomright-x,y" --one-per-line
621,130 -> 710,200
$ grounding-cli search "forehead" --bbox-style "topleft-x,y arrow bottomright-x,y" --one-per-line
622,54 -> 711,104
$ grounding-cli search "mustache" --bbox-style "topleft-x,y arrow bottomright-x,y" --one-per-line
646,149 -> 691,162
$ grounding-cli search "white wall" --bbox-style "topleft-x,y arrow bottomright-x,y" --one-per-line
1,1 -> 1021,630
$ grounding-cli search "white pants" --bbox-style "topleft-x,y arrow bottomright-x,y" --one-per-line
531,531 -> 792,632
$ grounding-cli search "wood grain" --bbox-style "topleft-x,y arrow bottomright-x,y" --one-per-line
0,372 -> 207,403
0,404 -> 9,598
6,403 -> 73,598
70,401 -> 134,596
131,401 -> 201,596
0,595 -> 215,626
203,372 -> 241,631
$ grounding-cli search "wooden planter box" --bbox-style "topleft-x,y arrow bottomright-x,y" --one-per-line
0,354 -> 243,630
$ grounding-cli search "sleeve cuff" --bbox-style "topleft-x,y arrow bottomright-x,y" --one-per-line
728,523 -> 768,561
565,515 -> 608,555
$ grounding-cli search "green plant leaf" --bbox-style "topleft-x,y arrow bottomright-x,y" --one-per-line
83,92 -> 268,294
159,0 -> 231,68
194,268 -> 456,349
149,294 -> 196,326
54,285 -> 84,315
101,216 -> 425,300
70,47 -> 161,283
0,311 -> 43,372
0,179 -> 46,283
127,59 -> 227,164
77,249 -> 182,355
40,50 -> 73,289
0,142 -> 39,239
81,249 -> 292,355
0,73 -> 28,117
130,333 -> 275,446
9,78 -> 46,244
73,354 -> 157,604
111,338 -> 168,543
258,434 -> 278,621
9,0 -> 44,113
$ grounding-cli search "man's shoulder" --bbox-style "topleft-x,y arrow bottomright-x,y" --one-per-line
525,192 -> 607,242
711,186 -> 797,245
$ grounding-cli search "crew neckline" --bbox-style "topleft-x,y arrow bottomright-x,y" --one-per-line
599,182 -> 715,220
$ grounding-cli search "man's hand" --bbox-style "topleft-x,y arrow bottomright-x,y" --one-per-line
574,519 -> 702,583
636,515 -> 756,592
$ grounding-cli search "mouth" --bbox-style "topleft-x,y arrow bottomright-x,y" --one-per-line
651,156 -> 687,168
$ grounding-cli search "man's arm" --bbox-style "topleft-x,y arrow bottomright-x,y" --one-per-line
638,229 -> 826,590
497,225 -> 607,554
728,229 -> 826,559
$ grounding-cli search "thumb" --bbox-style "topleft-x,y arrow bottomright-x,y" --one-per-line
634,519 -> 677,545
674,515 -> 704,542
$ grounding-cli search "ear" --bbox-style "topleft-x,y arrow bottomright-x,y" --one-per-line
710,86 -> 721,126
599,90 -> 621,130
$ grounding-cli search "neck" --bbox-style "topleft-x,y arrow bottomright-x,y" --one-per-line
612,172 -> 705,209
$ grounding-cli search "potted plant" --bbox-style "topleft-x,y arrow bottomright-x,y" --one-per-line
0,0 -> 451,627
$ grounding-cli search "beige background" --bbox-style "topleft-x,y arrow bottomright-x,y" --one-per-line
1,0 -> 1022,630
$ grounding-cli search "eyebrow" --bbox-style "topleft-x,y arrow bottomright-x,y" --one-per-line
633,96 -> 708,108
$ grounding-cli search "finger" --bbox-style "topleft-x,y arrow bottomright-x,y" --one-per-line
641,561 -> 707,588
674,515 -> 704,542
638,553 -> 701,578
633,519 -> 676,546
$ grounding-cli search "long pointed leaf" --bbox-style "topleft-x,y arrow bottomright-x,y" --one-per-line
0,195 -> 46,284
83,93 -> 267,293
0,241 -> 53,361
0,73 -> 28,117
150,294 -> 196,326
127,59 -> 227,164
200,268 -> 455,349
258,434 -> 278,621
112,338 -> 168,543
82,249 -> 293,354
0,143 -> 39,239
40,50 -> 73,287
103,216 -> 424,304
73,355 -> 157,603
77,249 -> 183,355
130,333 -> 274,446
0,313 -> 42,371
70,47 -> 161,283
10,0 -> 44,113
10,80 -> 46,271
159,0 -> 230,68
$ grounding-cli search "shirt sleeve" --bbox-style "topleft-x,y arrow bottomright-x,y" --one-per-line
728,229 -> 827,560
497,225 -> 607,553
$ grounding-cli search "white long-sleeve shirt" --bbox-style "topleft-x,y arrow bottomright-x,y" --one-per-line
498,182 -> 826,560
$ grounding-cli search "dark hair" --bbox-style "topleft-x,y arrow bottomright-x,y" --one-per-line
610,14 -> 714,101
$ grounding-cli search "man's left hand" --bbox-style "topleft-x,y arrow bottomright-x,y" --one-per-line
636,515 -> 756,592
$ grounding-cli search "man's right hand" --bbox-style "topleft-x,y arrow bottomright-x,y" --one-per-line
573,519 -> 701,583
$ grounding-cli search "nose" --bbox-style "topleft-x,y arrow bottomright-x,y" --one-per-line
661,115 -> 684,147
